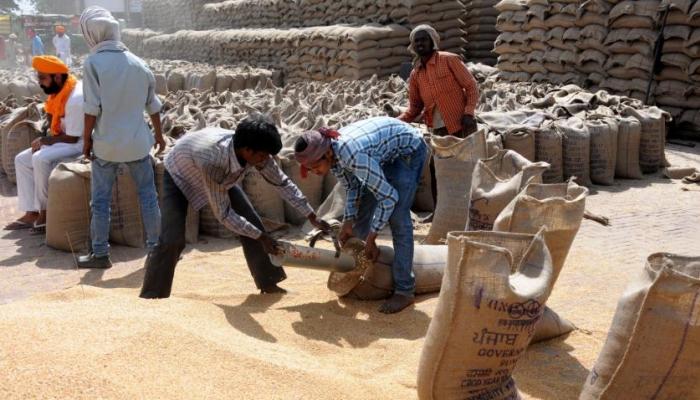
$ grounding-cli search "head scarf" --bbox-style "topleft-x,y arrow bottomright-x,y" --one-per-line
407,24 -> 440,65
79,6 -> 128,53
32,56 -> 77,136
55,25 -> 66,34
295,128 -> 340,177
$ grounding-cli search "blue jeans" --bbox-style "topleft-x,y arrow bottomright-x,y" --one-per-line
90,156 -> 161,257
352,142 -> 427,296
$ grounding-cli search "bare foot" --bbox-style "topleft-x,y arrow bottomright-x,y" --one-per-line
260,284 -> 287,294
378,293 -> 415,314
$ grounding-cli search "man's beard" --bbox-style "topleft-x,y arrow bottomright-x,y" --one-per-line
40,80 -> 61,95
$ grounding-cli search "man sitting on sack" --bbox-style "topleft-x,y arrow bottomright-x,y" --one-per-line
5,56 -> 84,233
294,116 -> 427,314
139,114 -> 334,299
398,24 -> 479,138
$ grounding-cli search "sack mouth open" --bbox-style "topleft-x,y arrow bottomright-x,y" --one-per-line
647,253 -> 700,282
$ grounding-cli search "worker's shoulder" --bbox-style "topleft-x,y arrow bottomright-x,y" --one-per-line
437,51 -> 464,62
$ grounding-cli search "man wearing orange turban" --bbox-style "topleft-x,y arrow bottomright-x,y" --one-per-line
52,25 -> 72,67
4,55 -> 84,233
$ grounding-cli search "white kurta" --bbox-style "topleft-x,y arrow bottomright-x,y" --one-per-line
15,81 -> 84,212
52,34 -> 72,67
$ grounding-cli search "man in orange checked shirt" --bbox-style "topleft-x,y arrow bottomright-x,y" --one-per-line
398,25 -> 479,138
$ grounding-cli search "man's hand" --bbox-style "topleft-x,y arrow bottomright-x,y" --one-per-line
82,137 -> 93,160
461,114 -> 477,136
308,213 -> 333,234
30,137 -> 43,153
258,233 -> 282,256
338,220 -> 354,246
154,134 -> 166,155
365,232 -> 380,261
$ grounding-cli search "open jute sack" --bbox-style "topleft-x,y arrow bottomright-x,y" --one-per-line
466,149 -> 548,231
426,130 -> 488,244
46,162 -> 92,252
417,229 -> 554,400
580,253 -> 700,400
494,181 -> 588,342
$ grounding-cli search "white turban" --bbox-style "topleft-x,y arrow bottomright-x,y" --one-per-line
408,24 -> 441,56
79,6 -> 127,53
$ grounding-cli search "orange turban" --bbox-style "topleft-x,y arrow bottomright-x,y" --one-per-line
32,55 -> 69,74
55,25 -> 66,33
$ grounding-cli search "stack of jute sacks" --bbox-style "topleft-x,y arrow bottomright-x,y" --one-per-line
141,25 -> 413,82
599,0 -> 660,101
121,29 -> 160,55
575,0 -> 611,89
142,0 -> 211,32
0,70 -> 46,105
463,0 -> 499,65
655,1 -> 700,136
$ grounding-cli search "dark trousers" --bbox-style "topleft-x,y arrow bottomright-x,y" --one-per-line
139,170 -> 286,299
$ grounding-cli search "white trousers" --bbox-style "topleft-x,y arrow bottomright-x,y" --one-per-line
15,142 -> 82,212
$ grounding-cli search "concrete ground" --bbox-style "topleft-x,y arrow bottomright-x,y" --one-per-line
0,143 -> 698,399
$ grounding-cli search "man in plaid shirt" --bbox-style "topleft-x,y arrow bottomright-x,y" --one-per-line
295,117 -> 427,314
140,114 -> 332,298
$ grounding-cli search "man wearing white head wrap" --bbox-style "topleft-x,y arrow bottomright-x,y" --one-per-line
77,6 -> 166,269
399,24 -> 479,138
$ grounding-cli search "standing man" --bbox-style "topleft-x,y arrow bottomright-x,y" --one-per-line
78,6 -> 164,269
140,115 -> 333,298
294,116 -> 428,314
4,56 -> 84,232
6,34 -> 18,68
27,28 -> 45,60
52,25 -> 72,67
398,24 -> 479,138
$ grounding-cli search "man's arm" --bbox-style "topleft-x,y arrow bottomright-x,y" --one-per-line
145,67 -> 165,154
82,58 -> 101,158
446,55 -> 479,117
397,71 -> 424,124
82,114 -> 96,158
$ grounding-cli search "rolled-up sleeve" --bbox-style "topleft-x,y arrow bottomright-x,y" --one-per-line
82,58 -> 101,117
144,68 -> 162,115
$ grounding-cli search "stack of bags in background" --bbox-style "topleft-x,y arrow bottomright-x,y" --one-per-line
463,0 -> 500,65
656,1 -> 700,136
600,0 -> 660,101
142,0 -> 210,32
122,29 -> 161,55
575,0 -> 610,90
494,0 -> 528,81
197,0 -> 301,29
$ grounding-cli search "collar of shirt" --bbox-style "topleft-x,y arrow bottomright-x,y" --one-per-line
418,52 -> 439,70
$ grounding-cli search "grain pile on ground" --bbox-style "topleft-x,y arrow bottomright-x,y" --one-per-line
464,0 -> 500,65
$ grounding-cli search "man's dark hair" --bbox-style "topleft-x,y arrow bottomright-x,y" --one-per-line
294,137 -> 308,153
233,113 -> 283,155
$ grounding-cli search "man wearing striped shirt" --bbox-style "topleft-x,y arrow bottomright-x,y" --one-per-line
140,114 -> 332,298
295,117 -> 427,314
398,24 -> 479,138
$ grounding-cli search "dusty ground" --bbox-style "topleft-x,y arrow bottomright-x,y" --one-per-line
0,144 -> 698,399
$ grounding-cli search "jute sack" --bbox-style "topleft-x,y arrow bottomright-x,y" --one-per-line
557,117 -> 592,186
413,139 -> 435,212
46,162 -> 92,252
345,244 -> 448,300
109,163 -> 146,248
3,120 -> 42,183
494,181 -> 587,282
242,167 -> 285,224
503,127 -> 536,161
614,117 -> 643,179
281,157 -> 324,225
586,117 -> 619,186
580,253 -> 700,400
426,130 -> 488,244
199,205 -> 235,239
535,122 -> 564,183
466,149 -> 548,231
302,182 -> 346,235
417,229 -> 554,400
622,106 -> 669,174
154,159 -> 199,244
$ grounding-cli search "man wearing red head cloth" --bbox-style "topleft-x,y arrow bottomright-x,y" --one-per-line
4,56 -> 84,233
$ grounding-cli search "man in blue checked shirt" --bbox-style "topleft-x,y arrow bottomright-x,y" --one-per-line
295,117 -> 427,314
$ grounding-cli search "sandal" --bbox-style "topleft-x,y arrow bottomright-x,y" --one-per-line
4,220 -> 33,230
30,223 -> 46,235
